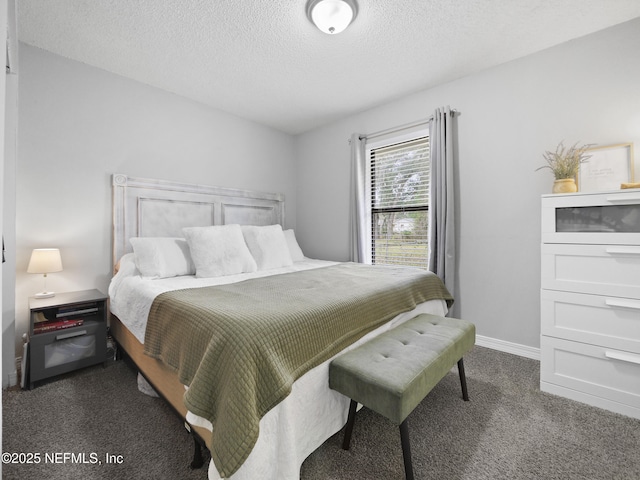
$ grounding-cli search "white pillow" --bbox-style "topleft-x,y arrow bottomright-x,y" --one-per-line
241,225 -> 294,270
182,224 -> 257,277
129,237 -> 195,279
283,229 -> 305,262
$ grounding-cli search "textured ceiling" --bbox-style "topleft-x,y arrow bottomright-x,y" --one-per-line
17,1 -> 640,134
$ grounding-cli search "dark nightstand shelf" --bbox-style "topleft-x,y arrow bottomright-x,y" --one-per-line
28,289 -> 107,389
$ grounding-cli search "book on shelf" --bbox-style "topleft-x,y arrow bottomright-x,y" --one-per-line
56,302 -> 99,318
33,318 -> 84,334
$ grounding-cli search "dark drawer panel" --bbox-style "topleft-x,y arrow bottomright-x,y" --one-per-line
30,319 -> 106,383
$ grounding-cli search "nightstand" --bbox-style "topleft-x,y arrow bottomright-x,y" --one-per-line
28,289 -> 108,389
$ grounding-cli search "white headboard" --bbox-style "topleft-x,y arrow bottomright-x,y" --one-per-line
112,174 -> 285,268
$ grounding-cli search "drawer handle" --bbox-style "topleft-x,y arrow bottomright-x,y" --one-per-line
605,247 -> 640,255
605,351 -> 640,365
605,298 -> 640,310
56,329 -> 87,341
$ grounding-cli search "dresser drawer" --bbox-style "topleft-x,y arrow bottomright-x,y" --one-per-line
541,243 -> 640,298
540,336 -> 640,419
541,290 -> 640,353
541,190 -> 640,245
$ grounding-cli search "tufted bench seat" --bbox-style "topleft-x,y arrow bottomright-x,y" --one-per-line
329,313 -> 476,480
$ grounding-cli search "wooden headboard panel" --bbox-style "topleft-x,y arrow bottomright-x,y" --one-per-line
112,174 -> 285,267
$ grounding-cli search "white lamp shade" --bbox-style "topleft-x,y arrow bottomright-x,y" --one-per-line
307,0 -> 357,34
27,248 -> 63,274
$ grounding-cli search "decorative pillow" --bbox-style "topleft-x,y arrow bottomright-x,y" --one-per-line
241,225 -> 294,270
182,224 -> 257,277
129,237 -> 195,279
283,229 -> 305,262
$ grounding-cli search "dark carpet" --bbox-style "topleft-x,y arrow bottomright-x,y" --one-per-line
3,346 -> 639,479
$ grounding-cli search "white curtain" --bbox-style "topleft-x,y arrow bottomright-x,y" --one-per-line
428,106 -> 456,298
349,133 -> 367,263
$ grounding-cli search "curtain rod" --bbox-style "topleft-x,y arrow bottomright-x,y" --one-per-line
355,108 -> 458,142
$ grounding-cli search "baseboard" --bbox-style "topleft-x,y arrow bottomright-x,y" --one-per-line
476,334 -> 540,361
3,368 -> 18,388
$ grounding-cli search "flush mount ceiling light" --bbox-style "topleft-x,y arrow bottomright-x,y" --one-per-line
306,0 -> 358,35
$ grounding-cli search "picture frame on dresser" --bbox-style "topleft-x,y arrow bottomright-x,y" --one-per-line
578,143 -> 634,193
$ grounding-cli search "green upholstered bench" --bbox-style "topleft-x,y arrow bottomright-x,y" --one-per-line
329,313 -> 476,480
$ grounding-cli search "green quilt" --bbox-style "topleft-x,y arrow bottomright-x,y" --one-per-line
143,262 -> 452,477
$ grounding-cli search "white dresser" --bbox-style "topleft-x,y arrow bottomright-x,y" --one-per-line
540,189 -> 640,419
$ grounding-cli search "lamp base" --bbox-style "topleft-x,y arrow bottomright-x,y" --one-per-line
35,291 -> 55,299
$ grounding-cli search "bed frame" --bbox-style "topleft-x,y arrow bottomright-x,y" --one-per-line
110,173 -> 287,468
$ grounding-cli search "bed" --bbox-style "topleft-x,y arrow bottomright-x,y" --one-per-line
108,174 -> 453,480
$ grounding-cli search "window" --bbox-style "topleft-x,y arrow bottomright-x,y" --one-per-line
367,134 -> 429,269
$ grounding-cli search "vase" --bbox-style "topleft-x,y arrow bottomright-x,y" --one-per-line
552,178 -> 577,194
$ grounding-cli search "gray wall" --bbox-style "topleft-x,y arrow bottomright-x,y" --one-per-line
15,44 -> 297,355
294,18 -> 640,351
11,18 -> 640,365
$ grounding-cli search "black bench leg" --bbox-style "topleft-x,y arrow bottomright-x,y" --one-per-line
190,435 -> 204,469
458,358 -> 469,401
342,399 -> 357,450
399,420 -> 414,480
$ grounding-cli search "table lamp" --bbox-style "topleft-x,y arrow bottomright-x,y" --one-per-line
27,248 -> 63,298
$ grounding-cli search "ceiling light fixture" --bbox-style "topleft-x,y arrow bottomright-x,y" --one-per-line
306,0 -> 358,35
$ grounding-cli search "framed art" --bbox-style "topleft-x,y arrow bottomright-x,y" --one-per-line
578,143 -> 634,192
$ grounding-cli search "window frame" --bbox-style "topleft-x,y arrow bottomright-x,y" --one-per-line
364,127 -> 430,268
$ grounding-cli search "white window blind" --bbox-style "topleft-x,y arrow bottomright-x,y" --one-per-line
370,136 -> 429,269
